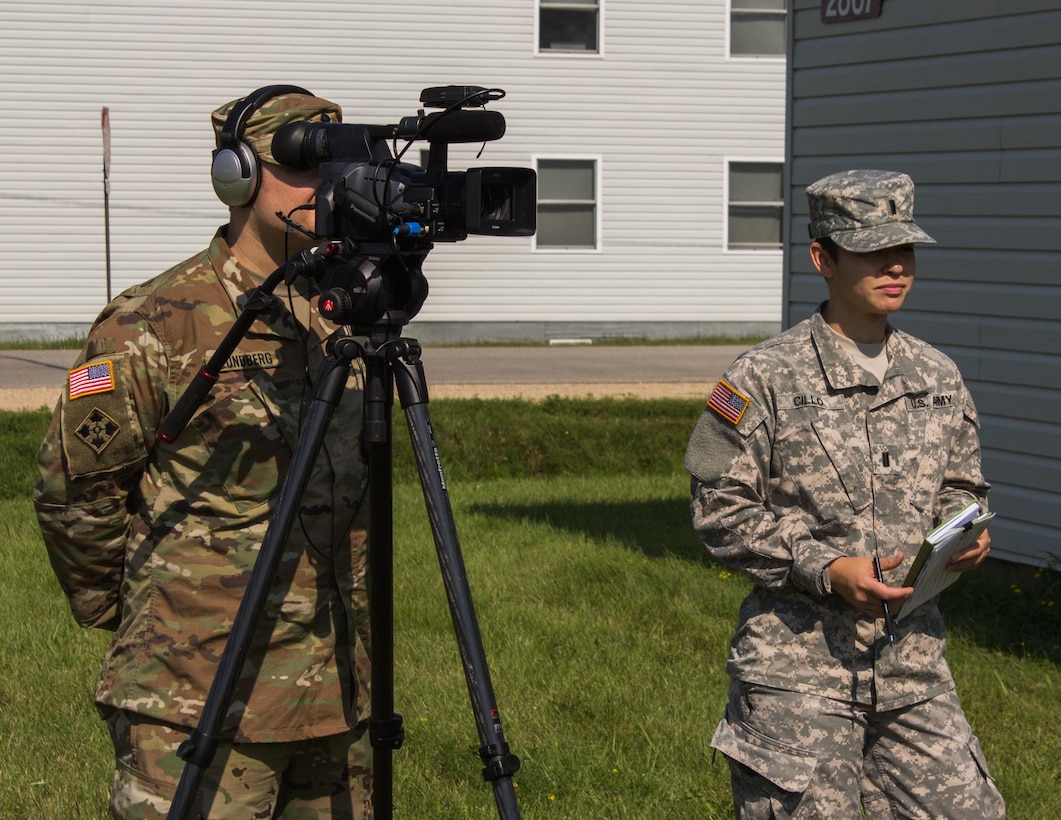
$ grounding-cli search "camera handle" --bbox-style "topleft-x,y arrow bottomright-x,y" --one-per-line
167,328 -> 520,819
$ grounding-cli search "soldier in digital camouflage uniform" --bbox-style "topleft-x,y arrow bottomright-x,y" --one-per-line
35,88 -> 373,818
685,170 -> 1005,818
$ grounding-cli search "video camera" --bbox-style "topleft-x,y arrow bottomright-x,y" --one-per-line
272,85 -> 536,248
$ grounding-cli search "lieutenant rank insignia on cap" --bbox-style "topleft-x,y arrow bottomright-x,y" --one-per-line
68,360 -> 115,400
707,379 -> 750,425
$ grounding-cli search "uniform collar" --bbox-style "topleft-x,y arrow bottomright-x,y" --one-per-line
810,306 -> 931,398
206,228 -> 317,343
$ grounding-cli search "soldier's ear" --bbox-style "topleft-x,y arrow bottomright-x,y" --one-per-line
809,241 -> 834,279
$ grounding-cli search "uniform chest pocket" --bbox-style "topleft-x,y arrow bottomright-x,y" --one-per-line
190,378 -> 294,513
774,412 -> 872,524
877,402 -> 948,515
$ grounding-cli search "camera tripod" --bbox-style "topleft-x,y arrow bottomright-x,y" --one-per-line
159,251 -> 520,819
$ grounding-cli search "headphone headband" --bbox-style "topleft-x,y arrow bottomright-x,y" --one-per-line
217,84 -> 312,151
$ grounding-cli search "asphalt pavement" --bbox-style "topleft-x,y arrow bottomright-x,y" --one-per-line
0,344 -> 748,409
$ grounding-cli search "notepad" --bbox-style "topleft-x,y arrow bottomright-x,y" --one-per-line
893,501 -> 995,621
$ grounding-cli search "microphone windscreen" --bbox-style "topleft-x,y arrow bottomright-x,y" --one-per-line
419,110 -> 506,144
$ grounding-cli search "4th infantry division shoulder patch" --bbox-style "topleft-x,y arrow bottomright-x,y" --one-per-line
707,379 -> 750,425
75,407 -> 122,455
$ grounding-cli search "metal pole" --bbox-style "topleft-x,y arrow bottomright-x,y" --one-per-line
101,106 -> 112,303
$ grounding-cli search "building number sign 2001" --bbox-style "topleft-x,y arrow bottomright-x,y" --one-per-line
821,0 -> 882,24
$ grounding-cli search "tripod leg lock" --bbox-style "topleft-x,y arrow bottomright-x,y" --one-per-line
480,742 -> 521,782
176,728 -> 222,769
370,712 -> 406,751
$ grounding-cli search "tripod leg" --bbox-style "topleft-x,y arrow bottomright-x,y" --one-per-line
168,353 -> 353,819
389,348 -> 522,820
360,355 -> 404,818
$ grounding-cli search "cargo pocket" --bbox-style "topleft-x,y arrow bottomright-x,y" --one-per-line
711,714 -> 818,795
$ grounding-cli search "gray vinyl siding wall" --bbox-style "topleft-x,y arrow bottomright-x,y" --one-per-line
0,0 -> 785,343
783,0 -> 1061,566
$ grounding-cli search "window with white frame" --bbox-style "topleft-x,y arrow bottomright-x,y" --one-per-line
535,159 -> 598,249
730,0 -> 786,57
727,161 -> 783,250
539,0 -> 600,54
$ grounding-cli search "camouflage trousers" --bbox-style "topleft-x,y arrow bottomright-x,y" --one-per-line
711,681 -> 1005,819
103,709 -> 373,819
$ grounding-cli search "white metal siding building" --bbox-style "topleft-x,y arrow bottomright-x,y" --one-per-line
0,0 -> 786,344
784,0 -> 1061,566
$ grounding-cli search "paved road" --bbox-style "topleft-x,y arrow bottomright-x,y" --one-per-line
1,350 -> 79,389
0,344 -> 748,409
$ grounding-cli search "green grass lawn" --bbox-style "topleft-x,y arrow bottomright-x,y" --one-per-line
1,404 -> 1058,818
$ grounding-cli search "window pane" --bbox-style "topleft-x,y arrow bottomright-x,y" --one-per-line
538,160 -> 595,199
728,161 -> 783,250
538,204 -> 596,247
732,0 -> 785,10
729,206 -> 782,248
731,13 -> 785,56
730,162 -> 782,201
540,8 -> 599,52
537,159 -> 597,248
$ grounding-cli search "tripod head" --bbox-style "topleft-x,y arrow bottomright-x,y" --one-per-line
312,238 -> 429,331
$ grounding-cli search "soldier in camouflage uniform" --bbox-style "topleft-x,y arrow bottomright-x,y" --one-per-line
685,170 -> 1005,818
35,88 -> 373,818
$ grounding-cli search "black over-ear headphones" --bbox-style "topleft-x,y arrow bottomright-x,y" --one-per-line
211,84 -> 312,207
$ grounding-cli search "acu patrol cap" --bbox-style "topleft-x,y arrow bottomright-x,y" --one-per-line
211,90 -> 341,166
807,169 -> 936,252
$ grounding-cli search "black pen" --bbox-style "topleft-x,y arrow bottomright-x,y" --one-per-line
874,555 -> 897,644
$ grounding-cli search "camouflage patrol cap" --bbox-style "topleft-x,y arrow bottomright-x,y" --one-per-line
211,90 -> 341,165
807,169 -> 936,252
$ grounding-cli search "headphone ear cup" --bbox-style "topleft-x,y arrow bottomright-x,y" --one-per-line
211,85 -> 310,207
211,140 -> 259,207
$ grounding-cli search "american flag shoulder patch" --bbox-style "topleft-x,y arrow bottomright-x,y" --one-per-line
68,360 -> 116,400
707,379 -> 750,425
